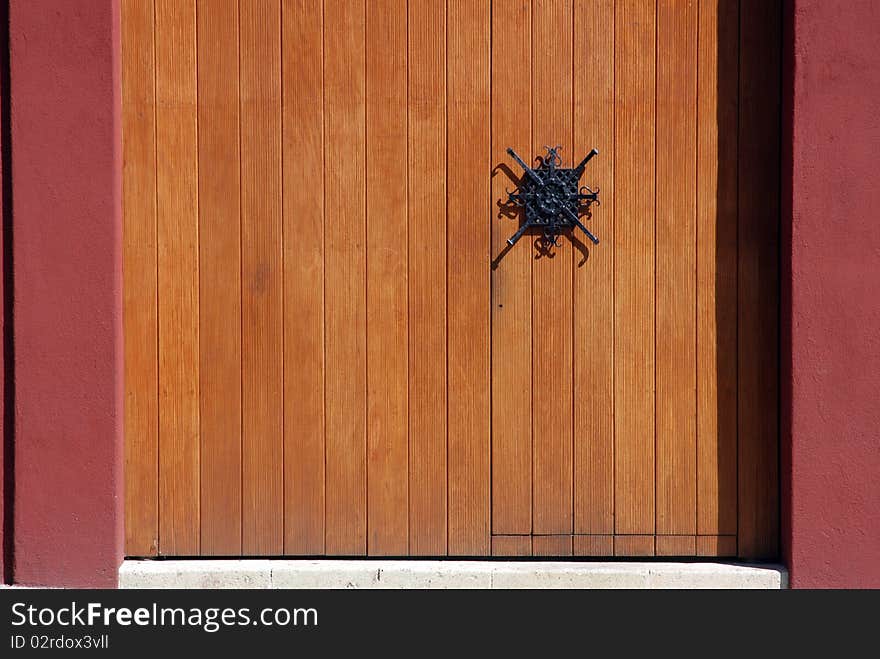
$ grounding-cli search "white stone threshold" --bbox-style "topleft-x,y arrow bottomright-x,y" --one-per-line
119,560 -> 786,589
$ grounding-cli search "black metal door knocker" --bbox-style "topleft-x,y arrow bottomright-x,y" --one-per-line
504,145 -> 600,248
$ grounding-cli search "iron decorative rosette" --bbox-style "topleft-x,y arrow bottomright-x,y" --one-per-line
505,145 -> 600,248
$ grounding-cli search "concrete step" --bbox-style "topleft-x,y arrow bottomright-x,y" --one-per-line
119,559 -> 787,589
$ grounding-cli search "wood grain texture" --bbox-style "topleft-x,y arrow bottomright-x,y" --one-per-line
614,535 -> 655,557
613,0 -> 655,537
573,535 -> 614,556
697,0 -> 738,538
490,0 -> 532,536
155,0 -> 199,555
447,0 -> 491,555
738,0 -> 780,560
197,0 -> 241,556
123,0 -> 780,559
240,0 -> 283,555
282,0 -> 325,555
531,0 -> 573,536
324,0 -> 367,555
655,535 -> 697,556
366,0 -> 408,555
122,0 -> 158,556
573,0 -> 614,537
532,535 -> 573,557
696,535 -> 737,556
655,0 -> 697,536
407,0 -> 447,555
492,535 -> 532,557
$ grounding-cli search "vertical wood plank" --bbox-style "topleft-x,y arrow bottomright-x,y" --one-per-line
240,0 -> 283,554
122,0 -> 158,556
738,0 -> 780,560
656,535 -> 697,556
573,535 -> 614,556
573,0 -> 614,537
324,0 -> 367,555
490,0 -> 532,536
407,0 -> 447,555
614,535 -> 655,556
197,0 -> 241,556
366,0 -> 408,555
697,0 -> 738,539
532,535 -> 573,556
447,0 -> 491,555
655,0 -> 698,536
282,0 -> 325,555
696,534 -> 737,556
155,0 -> 199,555
531,0 -> 574,537
492,536 -> 532,557
614,0 -> 656,539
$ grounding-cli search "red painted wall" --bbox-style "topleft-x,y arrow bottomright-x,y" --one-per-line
785,0 -> 880,588
8,0 -> 122,587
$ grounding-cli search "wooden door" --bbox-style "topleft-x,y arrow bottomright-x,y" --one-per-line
123,0 -> 780,559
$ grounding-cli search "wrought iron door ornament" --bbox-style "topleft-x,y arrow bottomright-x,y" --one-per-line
504,145 -> 600,248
